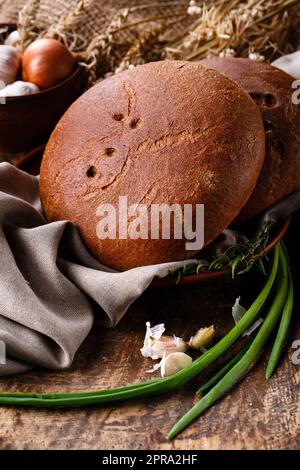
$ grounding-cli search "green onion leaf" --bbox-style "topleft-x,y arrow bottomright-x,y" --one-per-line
167,243 -> 288,440
197,343 -> 250,394
266,244 -> 294,379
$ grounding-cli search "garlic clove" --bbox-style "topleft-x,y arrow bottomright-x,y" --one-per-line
140,322 -> 188,360
152,335 -> 188,359
0,45 -> 21,86
188,325 -> 215,350
161,352 -> 192,377
5,30 -> 20,49
0,81 -> 39,97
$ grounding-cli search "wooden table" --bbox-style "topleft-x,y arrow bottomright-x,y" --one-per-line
0,232 -> 299,450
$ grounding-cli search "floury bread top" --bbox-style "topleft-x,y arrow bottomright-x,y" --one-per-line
40,60 -> 265,270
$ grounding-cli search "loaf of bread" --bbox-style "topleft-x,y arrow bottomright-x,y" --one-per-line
200,57 -> 300,223
40,60 -> 265,270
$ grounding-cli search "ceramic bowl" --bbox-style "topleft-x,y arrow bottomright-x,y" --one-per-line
0,24 -> 82,154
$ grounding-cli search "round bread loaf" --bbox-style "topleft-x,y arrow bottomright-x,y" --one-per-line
40,60 -> 265,271
200,57 -> 300,223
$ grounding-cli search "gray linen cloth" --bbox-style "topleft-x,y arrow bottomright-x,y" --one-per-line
0,162 -> 196,376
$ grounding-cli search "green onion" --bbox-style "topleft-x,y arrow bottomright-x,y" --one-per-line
167,243 -> 288,440
196,343 -> 250,394
0,246 -> 279,407
266,244 -> 294,379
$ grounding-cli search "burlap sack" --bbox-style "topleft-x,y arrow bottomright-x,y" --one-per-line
0,0 -> 192,45
0,0 -> 122,28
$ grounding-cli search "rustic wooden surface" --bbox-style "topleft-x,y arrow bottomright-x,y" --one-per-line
0,232 -> 299,450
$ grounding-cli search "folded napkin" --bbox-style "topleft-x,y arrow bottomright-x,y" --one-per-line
0,163 -> 197,376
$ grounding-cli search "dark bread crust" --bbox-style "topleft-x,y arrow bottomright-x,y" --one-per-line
200,57 -> 300,223
40,60 -> 265,270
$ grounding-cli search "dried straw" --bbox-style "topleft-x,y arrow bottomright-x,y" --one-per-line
164,0 -> 300,61
18,0 -> 41,51
44,0 -> 95,51
12,0 -> 300,86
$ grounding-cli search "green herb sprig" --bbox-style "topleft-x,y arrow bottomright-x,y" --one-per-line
171,221 -> 273,282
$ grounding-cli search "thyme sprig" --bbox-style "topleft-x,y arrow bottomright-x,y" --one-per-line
171,221 -> 273,282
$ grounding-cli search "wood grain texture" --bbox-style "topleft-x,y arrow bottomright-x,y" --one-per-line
0,234 -> 299,450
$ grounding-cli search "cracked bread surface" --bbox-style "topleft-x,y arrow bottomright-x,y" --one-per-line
200,58 -> 300,224
40,60 -> 265,270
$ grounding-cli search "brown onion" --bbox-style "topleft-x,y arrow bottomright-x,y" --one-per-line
22,38 -> 76,90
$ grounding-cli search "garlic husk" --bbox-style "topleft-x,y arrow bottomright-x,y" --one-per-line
149,323 -> 165,340
0,81 -> 39,97
0,45 -> 21,85
140,322 -> 188,359
232,296 -> 247,324
5,30 -> 20,49
188,325 -> 215,350
161,352 -> 192,377
140,322 -> 165,359
231,297 -> 262,337
146,359 -> 164,374
243,317 -> 264,337
152,335 -> 188,359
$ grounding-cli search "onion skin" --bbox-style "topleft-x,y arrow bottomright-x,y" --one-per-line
22,38 -> 76,90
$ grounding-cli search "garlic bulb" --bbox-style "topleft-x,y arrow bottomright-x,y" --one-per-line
0,45 -> 21,85
161,352 -> 192,377
22,38 -> 76,90
5,30 -> 20,48
0,81 -> 39,97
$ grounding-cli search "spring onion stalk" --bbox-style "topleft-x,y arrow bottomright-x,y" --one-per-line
167,244 -> 288,440
197,343 -> 250,394
0,246 -> 279,407
266,245 -> 294,379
